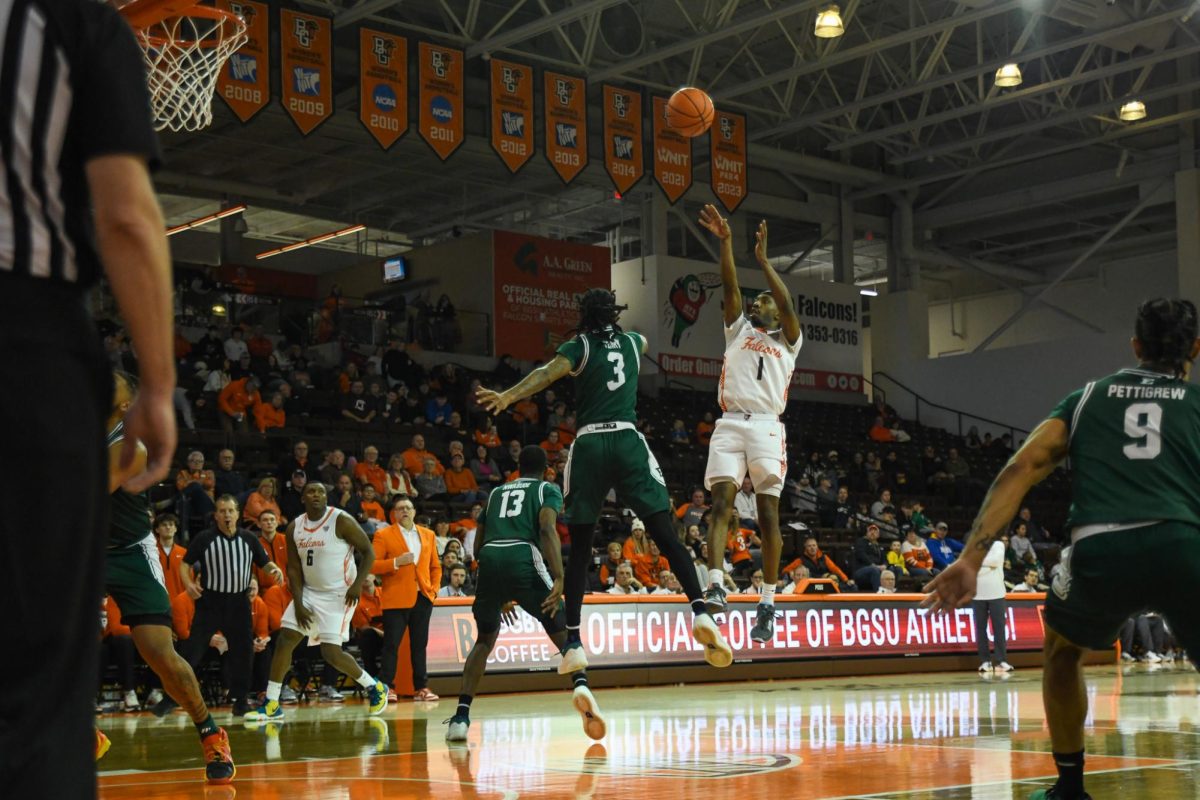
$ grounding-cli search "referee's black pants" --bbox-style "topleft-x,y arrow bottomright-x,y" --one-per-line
0,279 -> 111,799
380,595 -> 433,692
182,592 -> 254,703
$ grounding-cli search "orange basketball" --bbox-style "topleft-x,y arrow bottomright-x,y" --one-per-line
666,87 -> 714,138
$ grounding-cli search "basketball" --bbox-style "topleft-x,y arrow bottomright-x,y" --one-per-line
666,87 -> 714,138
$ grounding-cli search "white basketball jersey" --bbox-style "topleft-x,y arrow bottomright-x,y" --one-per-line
718,316 -> 802,416
293,506 -> 356,593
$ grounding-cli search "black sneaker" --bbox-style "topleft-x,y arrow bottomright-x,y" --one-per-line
703,583 -> 728,615
152,696 -> 179,718
231,698 -> 252,717
749,604 -> 777,642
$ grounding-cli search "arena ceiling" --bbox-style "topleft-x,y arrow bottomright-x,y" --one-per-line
157,0 -> 1200,292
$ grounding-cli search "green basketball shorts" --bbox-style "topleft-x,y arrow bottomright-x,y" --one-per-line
473,540 -> 564,635
562,424 -> 670,525
105,534 -> 173,628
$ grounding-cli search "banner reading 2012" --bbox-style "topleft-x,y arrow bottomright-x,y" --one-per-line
279,10 -> 332,135
216,0 -> 269,122
490,59 -> 534,173
710,110 -> 748,213
359,29 -> 407,150
418,42 -> 464,161
602,85 -> 643,194
543,72 -> 587,184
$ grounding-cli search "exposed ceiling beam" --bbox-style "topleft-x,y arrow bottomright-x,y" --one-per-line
937,200 -> 1142,244
333,0 -> 404,29
465,0 -> 624,58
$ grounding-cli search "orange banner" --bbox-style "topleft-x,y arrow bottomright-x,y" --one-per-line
651,96 -> 692,204
418,42 -> 464,161
215,0 -> 269,122
279,10 -> 332,135
602,85 -> 644,194
543,72 -> 587,184
489,59 -> 534,173
710,110 -> 748,213
359,29 -> 407,150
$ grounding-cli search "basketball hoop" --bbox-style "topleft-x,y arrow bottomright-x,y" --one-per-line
129,3 -> 248,132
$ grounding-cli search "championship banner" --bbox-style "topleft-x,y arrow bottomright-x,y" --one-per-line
602,84 -> 644,194
651,95 -> 692,204
359,29 -> 407,150
215,0 -> 269,122
492,230 -> 611,361
543,72 -> 587,184
279,10 -> 332,135
710,110 -> 748,213
490,59 -> 534,173
423,596 -> 1049,674
418,42 -> 465,161
657,255 -> 864,393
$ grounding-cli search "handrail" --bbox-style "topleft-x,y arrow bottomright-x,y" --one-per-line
872,370 -> 1030,441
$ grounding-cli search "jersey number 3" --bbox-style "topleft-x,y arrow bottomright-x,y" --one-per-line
1122,402 -> 1162,460
606,352 -> 626,391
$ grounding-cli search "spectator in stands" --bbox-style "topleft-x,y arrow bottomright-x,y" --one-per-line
101,596 -> 140,711
253,510 -> 288,589
864,451 -> 883,492
473,417 -> 501,449
203,357 -> 232,398
438,565 -> 471,597
331,474 -> 363,520
425,391 -> 453,426
911,500 -> 933,534
728,527 -> 760,579
402,434 -> 443,476
965,426 -> 982,449
318,449 -> 349,488
833,487 -> 854,528
155,514 -> 186,599
545,401 -> 568,435
744,570 -> 765,595
278,470 -> 308,523
337,362 -> 361,394
365,380 -> 387,419
413,457 -> 449,502
877,570 -> 897,594
791,537 -> 850,588
382,339 -> 421,389
675,489 -> 709,530
669,419 -> 689,445
886,540 -> 909,577
1017,506 -> 1057,552
825,450 -> 845,488
782,564 -> 811,594
493,354 -> 521,385
510,396 -> 540,441
633,540 -> 670,588
928,522 -> 963,570
470,444 -> 503,489
695,412 -> 715,447
253,391 -> 286,433
901,530 -> 936,578
224,326 -> 249,363
921,445 -> 949,492
496,439 -> 522,476
870,489 -> 893,519
276,441 -> 317,486
445,411 -> 470,441
539,429 -> 566,459
785,474 -> 818,514
815,475 -> 838,527
216,374 -> 260,433
1009,522 -> 1035,563
973,538 -> 1012,673
354,446 -> 388,495
1013,568 -> 1043,593
685,524 -> 704,549
845,452 -> 868,492
801,451 -> 826,485
247,326 -> 272,361
734,476 -> 758,531
341,380 -> 376,424
882,451 -> 910,492
598,542 -> 625,590
652,571 -> 682,595
175,450 -> 216,534
284,369 -> 312,419
445,453 -> 487,506
622,518 -> 651,562
852,524 -> 889,592
607,564 -> 647,595
384,455 -> 418,499
379,388 -> 404,427
943,447 -> 971,497
243,477 -> 283,525
351,484 -> 382,528
353,577 -> 385,678
213,449 -> 246,498
195,325 -> 224,367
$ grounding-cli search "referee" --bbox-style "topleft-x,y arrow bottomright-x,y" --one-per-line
179,496 -> 283,715
0,2 -> 176,797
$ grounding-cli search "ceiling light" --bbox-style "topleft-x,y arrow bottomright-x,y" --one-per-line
994,63 -> 1022,88
211,303 -> 227,316
165,204 -> 247,236
1119,99 -> 1146,121
814,4 -> 844,38
256,224 -> 366,260
859,288 -> 878,297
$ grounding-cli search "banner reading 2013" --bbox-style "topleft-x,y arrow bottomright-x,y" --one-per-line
602,85 -> 644,194
418,42 -> 464,161
216,0 -> 269,122
710,110 -> 748,213
543,72 -> 587,184
359,29 -> 407,150
279,10 -> 332,135
490,59 -> 534,173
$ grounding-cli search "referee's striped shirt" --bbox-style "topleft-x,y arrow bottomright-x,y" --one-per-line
184,527 -> 270,595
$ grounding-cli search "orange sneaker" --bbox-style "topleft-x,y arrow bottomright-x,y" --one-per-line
201,728 -> 236,785
95,729 -> 111,762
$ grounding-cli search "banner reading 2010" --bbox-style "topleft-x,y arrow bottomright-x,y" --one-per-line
279,10 -> 332,135
359,29 -> 407,150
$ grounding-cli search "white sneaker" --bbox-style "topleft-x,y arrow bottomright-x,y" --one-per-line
558,644 -> 589,675
123,690 -> 140,711
318,685 -> 345,702
1143,651 -> 1163,663
280,686 -> 299,704
995,662 -> 1014,672
445,717 -> 469,742
693,613 -> 733,668
978,662 -> 994,673
1120,652 -> 1136,662
1163,651 -> 1176,663
572,685 -> 607,741
145,689 -> 164,706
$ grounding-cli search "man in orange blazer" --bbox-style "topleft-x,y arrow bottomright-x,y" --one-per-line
154,514 -> 187,599
372,494 -> 441,702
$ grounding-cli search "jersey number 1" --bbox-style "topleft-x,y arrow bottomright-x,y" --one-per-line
1122,402 -> 1162,460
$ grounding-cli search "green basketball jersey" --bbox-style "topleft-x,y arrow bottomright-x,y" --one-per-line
482,477 -> 564,545
555,328 -> 645,427
1049,367 -> 1200,528
106,422 -> 154,550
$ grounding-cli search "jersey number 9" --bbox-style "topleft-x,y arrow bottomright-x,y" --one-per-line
1122,402 -> 1162,460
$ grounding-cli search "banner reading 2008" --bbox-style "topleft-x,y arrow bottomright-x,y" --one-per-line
543,72 -> 587,184
602,85 -> 644,194
359,29 -> 407,150
279,10 -> 332,135
490,59 -> 534,173
216,0 -> 269,122
418,42 -> 464,161
711,110 -> 748,213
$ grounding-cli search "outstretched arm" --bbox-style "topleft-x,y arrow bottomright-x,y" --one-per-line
699,204 -> 741,325
477,355 -> 572,415
335,514 -> 376,605
754,220 -> 801,346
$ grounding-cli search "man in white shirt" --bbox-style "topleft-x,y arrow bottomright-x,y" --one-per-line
437,565 -> 471,597
877,570 -> 897,594
224,327 -> 249,362
607,564 -> 647,595
651,571 -> 681,595
733,477 -> 758,530
782,564 -> 810,594
1012,568 -> 1043,593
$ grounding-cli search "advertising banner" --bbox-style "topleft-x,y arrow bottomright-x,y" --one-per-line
602,84 -> 644,194
418,41 -> 464,161
651,95 -> 692,204
490,59 -> 535,173
279,10 -> 332,135
492,230 -> 611,362
423,596 -> 1048,675
359,29 -> 407,150
543,71 -> 588,184
710,110 -> 748,213
216,0 -> 269,122
658,255 -> 864,393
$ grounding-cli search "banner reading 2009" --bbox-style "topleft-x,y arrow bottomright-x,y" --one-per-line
279,10 -> 332,135
418,42 -> 464,161
490,59 -> 534,173
216,0 -> 269,122
602,84 -> 644,194
359,29 -> 407,150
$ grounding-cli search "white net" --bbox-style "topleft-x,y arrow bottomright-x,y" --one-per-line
135,9 -> 248,132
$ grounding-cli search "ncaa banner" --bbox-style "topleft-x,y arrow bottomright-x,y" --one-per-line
602,84 -> 644,194
710,110 -> 748,213
651,95 -> 692,204
359,29 -> 407,150
215,0 -> 268,122
492,230 -> 611,362
279,10 -> 332,135
543,71 -> 587,184
418,42 -> 465,161
489,59 -> 534,173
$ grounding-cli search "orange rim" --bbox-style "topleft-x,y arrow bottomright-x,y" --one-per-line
138,6 -> 246,50
118,0 -> 202,28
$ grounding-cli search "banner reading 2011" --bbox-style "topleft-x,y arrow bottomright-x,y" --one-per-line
490,59 -> 534,173
602,85 -> 644,194
418,42 -> 464,161
710,110 -> 748,213
279,10 -> 332,135
359,29 -> 407,150
216,0 -> 269,122
543,72 -> 587,184
652,95 -> 692,203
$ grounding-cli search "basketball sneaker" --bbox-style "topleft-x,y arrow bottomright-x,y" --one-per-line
319,685 -> 345,702
995,662 -> 1014,672
201,728 -> 236,785
703,583 -> 728,615
978,662 -> 994,673
367,681 -> 389,716
750,604 -> 778,643
244,699 -> 284,723
572,685 -> 607,741
123,690 -> 140,712
145,689 -> 164,707
559,642 -> 589,675
693,613 -> 733,668
445,714 -> 470,742
1029,787 -> 1092,800
95,729 -> 111,762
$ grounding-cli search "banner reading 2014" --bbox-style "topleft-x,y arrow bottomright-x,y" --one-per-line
490,59 -> 534,173
216,0 -> 269,122
418,42 -> 464,161
279,10 -> 332,135
543,72 -> 587,184
359,29 -> 407,150
710,110 -> 748,213
602,85 -> 643,194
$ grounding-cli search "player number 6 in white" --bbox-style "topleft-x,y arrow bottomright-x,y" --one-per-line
606,351 -> 626,391
1122,402 -> 1163,460
498,489 -> 524,518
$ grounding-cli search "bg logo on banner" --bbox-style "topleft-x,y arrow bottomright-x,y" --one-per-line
216,0 -> 269,122
544,72 -> 588,184
602,85 -> 644,194
279,10 -> 332,135
359,29 -> 407,150
651,95 -> 692,204
710,110 -> 748,213
419,42 -> 465,161
490,59 -> 535,173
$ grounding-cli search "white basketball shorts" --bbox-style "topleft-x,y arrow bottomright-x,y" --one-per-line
280,588 -> 356,646
703,414 -> 788,497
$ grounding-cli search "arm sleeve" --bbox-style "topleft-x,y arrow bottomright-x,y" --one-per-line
183,531 -> 210,565
371,536 -> 396,575
723,315 -> 749,344
556,337 -> 585,373
542,483 -> 565,515
1047,388 -> 1084,428
825,555 -> 849,582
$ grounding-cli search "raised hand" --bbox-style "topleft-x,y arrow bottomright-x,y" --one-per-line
698,204 -> 731,240
476,386 -> 509,414
920,559 -> 979,614
754,219 -> 769,267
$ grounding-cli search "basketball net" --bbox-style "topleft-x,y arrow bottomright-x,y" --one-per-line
134,7 -> 247,132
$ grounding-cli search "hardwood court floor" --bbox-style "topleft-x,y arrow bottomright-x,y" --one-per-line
97,664 -> 1200,799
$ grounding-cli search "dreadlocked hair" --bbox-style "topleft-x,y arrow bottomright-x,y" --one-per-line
575,288 -> 627,342
1135,298 -> 1198,378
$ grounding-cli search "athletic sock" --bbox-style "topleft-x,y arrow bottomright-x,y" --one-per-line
573,672 -> 589,689
565,626 -> 582,646
708,568 -> 724,588
457,694 -> 473,719
266,680 -> 282,703
760,585 -> 776,607
1052,750 -> 1085,797
690,599 -> 707,617
355,671 -> 377,689
195,714 -> 219,739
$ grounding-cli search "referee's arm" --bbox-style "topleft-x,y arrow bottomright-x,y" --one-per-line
180,529 -> 214,598
246,531 -> 283,586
